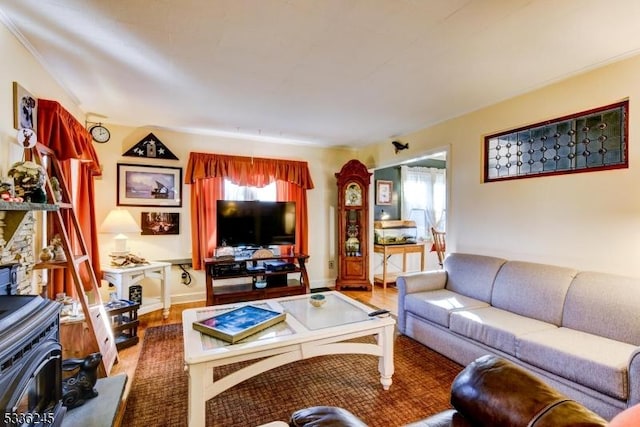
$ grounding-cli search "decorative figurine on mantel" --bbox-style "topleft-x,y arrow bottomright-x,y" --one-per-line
50,176 -> 63,202
49,234 -> 66,262
39,246 -> 53,262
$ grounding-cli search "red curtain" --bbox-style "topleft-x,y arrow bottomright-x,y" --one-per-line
185,152 -> 314,269
37,99 -> 102,296
276,181 -> 309,256
189,177 -> 224,270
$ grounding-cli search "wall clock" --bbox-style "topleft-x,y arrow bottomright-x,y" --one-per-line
89,124 -> 110,143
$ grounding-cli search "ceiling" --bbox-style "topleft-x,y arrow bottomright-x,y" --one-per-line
2,1 -> 640,148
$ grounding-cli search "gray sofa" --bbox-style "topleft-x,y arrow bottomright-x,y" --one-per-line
397,252 -> 640,420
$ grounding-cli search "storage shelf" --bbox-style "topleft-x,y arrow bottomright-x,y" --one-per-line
0,201 -> 59,211
33,260 -> 68,269
373,272 -> 400,286
105,301 -> 139,350
214,278 -> 302,295
205,254 -> 310,306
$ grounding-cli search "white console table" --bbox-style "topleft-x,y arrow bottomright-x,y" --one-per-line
101,261 -> 171,318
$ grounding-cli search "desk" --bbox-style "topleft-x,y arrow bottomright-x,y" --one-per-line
102,261 -> 171,318
373,243 -> 425,289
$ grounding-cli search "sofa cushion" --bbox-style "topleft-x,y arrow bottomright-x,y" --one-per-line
444,253 -> 506,302
405,290 -> 489,327
449,306 -> 556,355
563,272 -> 640,345
491,261 -> 577,325
517,327 -> 636,400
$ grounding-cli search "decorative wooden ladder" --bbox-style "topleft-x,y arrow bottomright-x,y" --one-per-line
28,143 -> 118,377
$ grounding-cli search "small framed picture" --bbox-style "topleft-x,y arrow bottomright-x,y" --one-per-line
376,180 -> 393,205
13,82 -> 37,131
117,163 -> 182,207
141,212 -> 180,235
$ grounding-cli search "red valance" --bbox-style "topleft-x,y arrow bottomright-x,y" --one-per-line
185,152 -> 314,189
37,99 -> 101,176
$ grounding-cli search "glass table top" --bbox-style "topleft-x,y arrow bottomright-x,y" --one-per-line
279,293 -> 370,330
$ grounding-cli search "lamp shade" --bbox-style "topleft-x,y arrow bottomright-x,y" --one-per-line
99,209 -> 140,234
99,209 -> 140,254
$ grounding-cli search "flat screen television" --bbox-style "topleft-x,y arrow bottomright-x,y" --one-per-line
216,200 -> 296,247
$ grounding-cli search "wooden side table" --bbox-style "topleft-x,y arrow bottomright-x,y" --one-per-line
101,261 -> 171,318
373,243 -> 425,289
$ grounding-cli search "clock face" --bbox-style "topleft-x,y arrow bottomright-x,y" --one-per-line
90,125 -> 110,143
345,182 -> 362,206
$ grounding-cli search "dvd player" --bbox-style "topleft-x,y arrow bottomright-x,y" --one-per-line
209,261 -> 247,277
264,260 -> 296,272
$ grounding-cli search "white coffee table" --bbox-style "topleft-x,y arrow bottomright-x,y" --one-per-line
182,291 -> 395,427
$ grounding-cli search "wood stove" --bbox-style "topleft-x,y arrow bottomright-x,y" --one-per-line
0,295 -> 65,426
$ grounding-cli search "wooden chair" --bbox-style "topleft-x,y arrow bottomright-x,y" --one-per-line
431,227 -> 446,268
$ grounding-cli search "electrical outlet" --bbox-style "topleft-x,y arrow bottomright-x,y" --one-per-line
328,260 -> 335,269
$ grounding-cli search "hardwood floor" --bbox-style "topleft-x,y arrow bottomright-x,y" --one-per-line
111,287 -> 398,425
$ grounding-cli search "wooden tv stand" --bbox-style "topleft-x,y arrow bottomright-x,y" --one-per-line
204,254 -> 310,306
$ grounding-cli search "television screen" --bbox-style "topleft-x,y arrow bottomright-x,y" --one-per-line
216,200 -> 296,247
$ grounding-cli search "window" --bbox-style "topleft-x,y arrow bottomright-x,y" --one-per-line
223,180 -> 276,201
401,165 -> 446,238
485,100 -> 628,182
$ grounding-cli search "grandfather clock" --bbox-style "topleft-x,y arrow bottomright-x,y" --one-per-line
335,159 -> 372,290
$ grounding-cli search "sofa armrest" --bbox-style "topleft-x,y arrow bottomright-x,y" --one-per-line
397,270 -> 447,296
627,347 -> 640,406
397,270 -> 447,334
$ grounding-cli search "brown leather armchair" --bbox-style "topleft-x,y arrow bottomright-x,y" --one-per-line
408,354 -> 608,427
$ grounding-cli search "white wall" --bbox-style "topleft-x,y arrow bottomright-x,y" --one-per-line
360,54 -> 640,277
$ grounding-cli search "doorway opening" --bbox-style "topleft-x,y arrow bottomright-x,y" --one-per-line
371,149 -> 448,280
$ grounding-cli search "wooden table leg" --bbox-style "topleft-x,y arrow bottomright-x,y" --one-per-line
378,324 -> 395,390
187,364 -> 206,427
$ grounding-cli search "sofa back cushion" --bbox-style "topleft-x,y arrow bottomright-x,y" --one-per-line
563,272 -> 640,345
444,253 -> 507,302
491,261 -> 577,325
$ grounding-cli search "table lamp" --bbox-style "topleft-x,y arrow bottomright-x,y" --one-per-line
99,208 -> 140,255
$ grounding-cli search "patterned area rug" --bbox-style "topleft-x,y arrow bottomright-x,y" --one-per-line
121,324 -> 463,427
